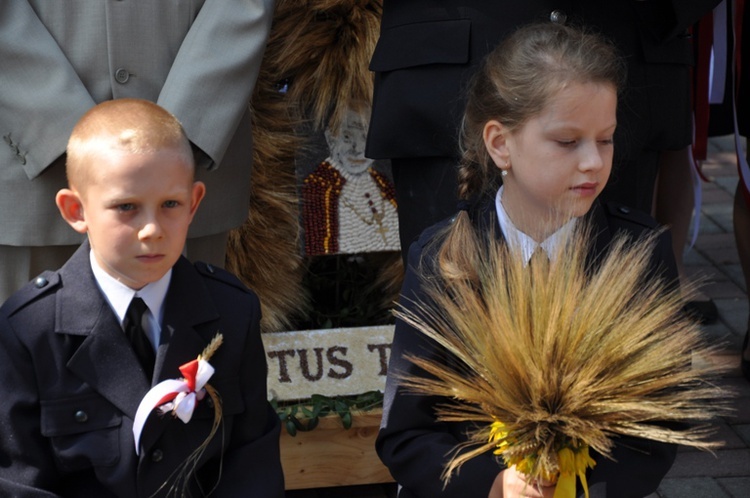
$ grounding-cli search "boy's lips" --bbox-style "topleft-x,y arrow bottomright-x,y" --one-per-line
137,254 -> 165,263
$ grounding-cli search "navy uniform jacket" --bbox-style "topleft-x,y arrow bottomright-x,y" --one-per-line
0,243 -> 284,497
377,198 -> 680,498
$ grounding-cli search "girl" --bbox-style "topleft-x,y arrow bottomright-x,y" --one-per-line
377,23 -> 679,498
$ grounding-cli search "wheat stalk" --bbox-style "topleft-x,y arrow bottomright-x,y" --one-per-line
396,222 -> 732,484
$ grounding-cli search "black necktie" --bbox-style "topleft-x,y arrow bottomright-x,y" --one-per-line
124,297 -> 155,379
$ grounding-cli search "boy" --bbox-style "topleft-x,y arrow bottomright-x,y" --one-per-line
0,99 -> 284,497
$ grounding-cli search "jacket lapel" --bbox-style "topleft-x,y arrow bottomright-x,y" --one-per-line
60,243 -> 151,418
138,256 -> 221,453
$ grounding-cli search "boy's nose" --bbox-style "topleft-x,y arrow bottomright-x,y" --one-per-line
138,217 -> 164,240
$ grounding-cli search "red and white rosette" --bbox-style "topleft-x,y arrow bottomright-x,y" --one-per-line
132,358 -> 215,455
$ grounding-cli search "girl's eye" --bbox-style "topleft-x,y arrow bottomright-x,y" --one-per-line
557,140 -> 576,147
598,138 -> 614,145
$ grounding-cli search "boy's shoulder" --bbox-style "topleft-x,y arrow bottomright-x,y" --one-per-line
192,261 -> 254,295
0,270 -> 60,317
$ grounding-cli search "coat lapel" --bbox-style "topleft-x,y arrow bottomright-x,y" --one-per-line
60,243 -> 151,418
138,256 -> 221,454
155,256 -> 220,380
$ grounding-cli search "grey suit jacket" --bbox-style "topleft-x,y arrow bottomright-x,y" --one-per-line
0,0 -> 274,246
0,242 -> 284,497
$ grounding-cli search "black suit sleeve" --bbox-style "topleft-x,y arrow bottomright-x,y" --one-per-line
0,311 -> 63,496
376,239 -> 502,498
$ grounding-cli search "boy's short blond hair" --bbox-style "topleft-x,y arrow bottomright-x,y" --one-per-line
66,99 -> 194,191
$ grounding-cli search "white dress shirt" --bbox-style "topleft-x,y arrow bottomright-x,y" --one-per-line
494,186 -> 577,265
89,251 -> 171,351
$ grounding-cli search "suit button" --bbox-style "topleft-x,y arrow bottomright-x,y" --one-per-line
550,10 -> 567,24
151,449 -> 164,462
74,410 -> 88,423
115,68 -> 131,84
34,276 -> 49,288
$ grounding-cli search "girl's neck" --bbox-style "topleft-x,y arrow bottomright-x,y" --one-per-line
500,193 -> 572,243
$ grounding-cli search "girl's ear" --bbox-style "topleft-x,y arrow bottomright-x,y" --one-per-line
483,120 -> 511,172
55,188 -> 88,234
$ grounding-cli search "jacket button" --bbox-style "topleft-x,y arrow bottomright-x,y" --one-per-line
115,68 -> 131,84
34,276 -> 48,288
550,10 -> 567,24
151,449 -> 164,462
74,410 -> 88,423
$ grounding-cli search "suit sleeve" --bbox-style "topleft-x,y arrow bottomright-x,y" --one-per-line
0,1 -> 95,181
157,0 -> 274,170
584,222 -> 679,497
376,240 -> 502,498
211,293 -> 284,497
0,312 -> 63,497
586,435 -> 677,498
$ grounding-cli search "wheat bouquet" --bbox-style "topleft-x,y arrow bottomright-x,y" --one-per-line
396,224 -> 730,497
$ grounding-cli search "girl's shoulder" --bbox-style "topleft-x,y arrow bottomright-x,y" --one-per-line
600,201 -> 661,233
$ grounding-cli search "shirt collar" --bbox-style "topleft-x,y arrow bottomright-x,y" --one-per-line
89,250 -> 171,326
494,186 -> 577,264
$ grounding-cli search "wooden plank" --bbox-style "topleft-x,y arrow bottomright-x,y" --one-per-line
280,409 -> 395,489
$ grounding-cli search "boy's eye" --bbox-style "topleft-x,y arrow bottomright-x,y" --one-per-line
117,203 -> 136,212
163,200 -> 179,208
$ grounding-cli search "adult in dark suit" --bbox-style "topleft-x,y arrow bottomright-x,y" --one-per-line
365,0 -> 722,256
0,0 -> 275,303
0,245 -> 284,497
377,198 -> 680,498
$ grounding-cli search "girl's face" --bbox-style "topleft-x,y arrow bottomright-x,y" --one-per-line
485,82 -> 617,241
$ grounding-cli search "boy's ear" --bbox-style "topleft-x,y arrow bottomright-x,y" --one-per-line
55,188 -> 88,234
483,120 -> 511,171
189,181 -> 206,218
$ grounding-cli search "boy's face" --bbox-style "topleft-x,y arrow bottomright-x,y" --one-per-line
60,147 -> 204,290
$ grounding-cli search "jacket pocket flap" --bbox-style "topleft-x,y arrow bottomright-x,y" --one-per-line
369,19 -> 470,71
41,393 -> 121,437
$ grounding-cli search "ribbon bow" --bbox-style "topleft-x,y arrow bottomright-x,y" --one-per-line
132,334 -> 223,455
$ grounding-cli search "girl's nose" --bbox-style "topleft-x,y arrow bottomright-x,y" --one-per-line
580,143 -> 604,171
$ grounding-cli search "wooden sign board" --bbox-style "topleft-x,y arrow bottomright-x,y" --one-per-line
262,325 -> 395,401
280,408 -> 394,489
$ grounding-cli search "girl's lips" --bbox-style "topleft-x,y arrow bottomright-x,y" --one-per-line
571,182 -> 598,194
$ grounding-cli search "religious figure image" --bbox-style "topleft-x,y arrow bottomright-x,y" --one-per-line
301,108 -> 399,255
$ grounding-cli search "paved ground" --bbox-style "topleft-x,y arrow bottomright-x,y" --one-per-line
654,136 -> 750,498
288,136 -> 750,497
